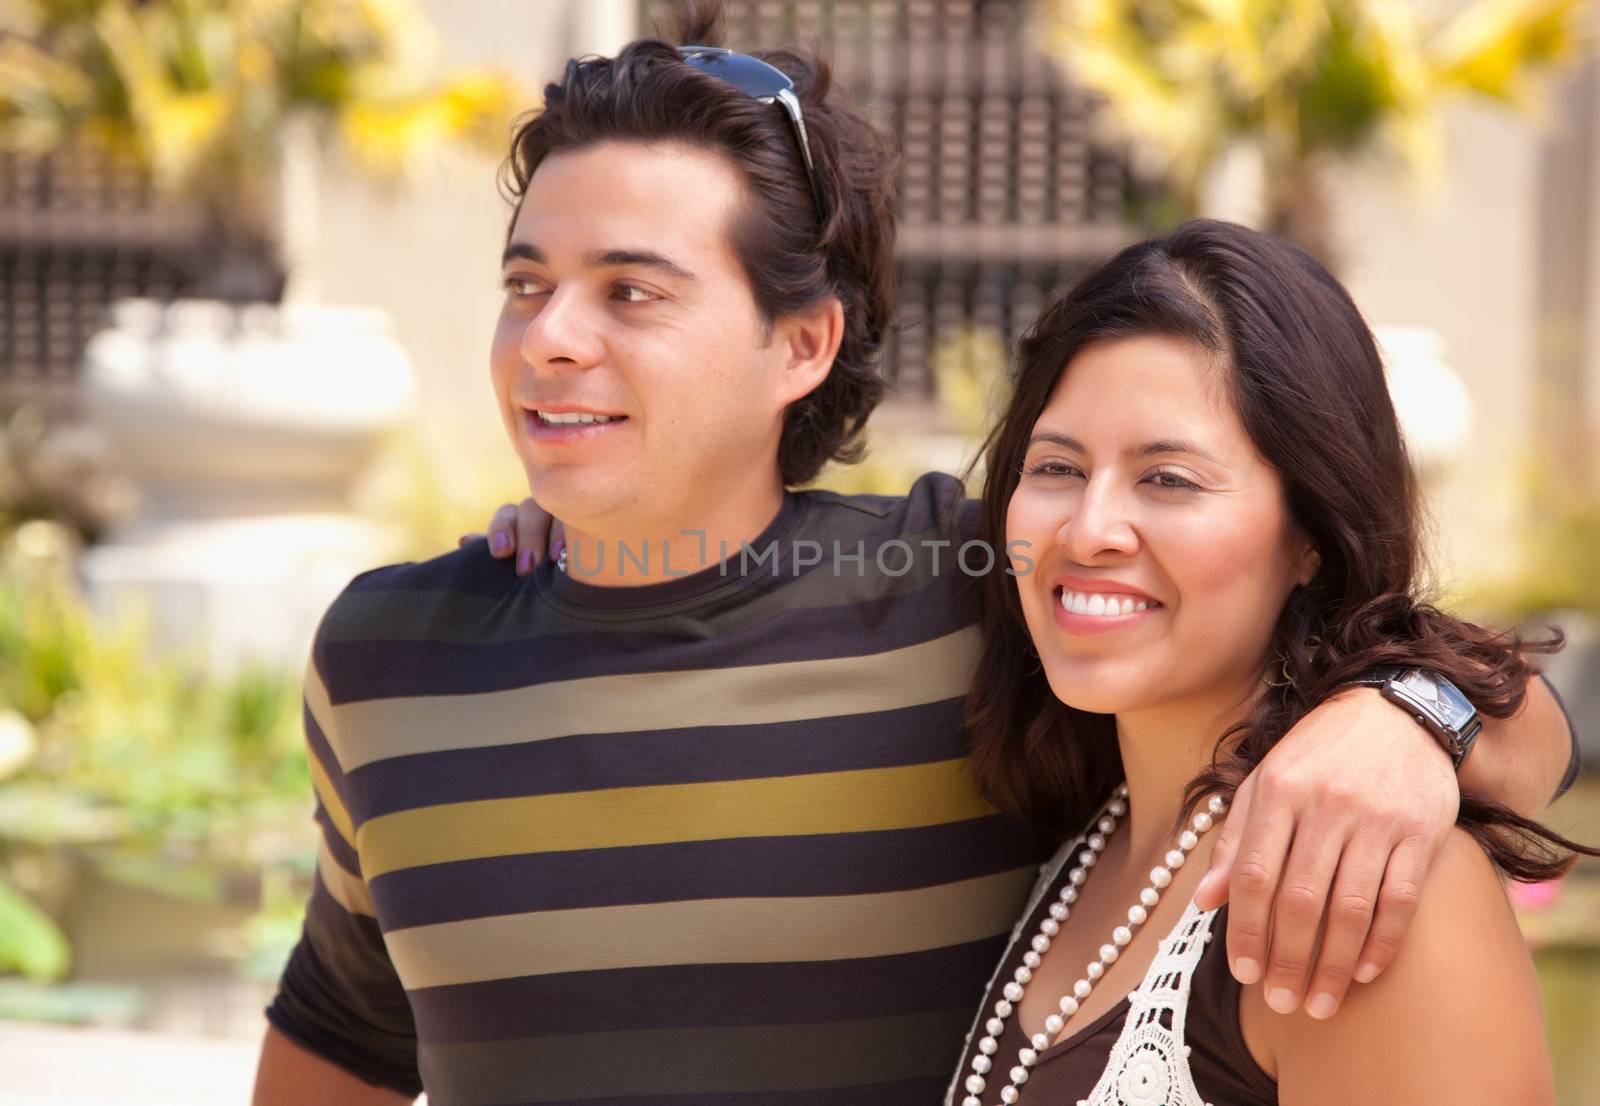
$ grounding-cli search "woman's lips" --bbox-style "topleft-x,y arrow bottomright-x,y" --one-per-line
1050,585 -> 1162,635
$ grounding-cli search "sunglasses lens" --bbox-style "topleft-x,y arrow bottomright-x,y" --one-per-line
679,48 -> 793,98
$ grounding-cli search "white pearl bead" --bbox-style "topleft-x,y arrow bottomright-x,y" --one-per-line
1062,886 -> 1079,904
1128,904 -> 1148,925
1099,943 -> 1119,963
1086,960 -> 1104,980
965,1074 -> 987,1094
1068,867 -> 1087,885
1108,799 -> 1127,816
1081,850 -> 1097,868
1113,925 -> 1133,946
1088,832 -> 1106,851
1011,1065 -> 1030,1083
1030,1032 -> 1049,1051
1151,866 -> 1172,888
1140,887 -> 1160,908
1040,918 -> 1060,937
1004,982 -> 1024,1002
1049,902 -> 1068,921
972,1054 -> 992,1074
1166,849 -> 1186,869
1074,978 -> 1093,999
1179,830 -> 1199,850
1209,795 -> 1228,815
980,1034 -> 999,1054
1023,950 -> 1042,969
1020,1048 -> 1039,1067
986,1018 -> 1004,1036
1030,937 -> 1050,958
1014,965 -> 1032,984
1001,1086 -> 1020,1104
1059,995 -> 1080,1015
1117,783 -> 1130,798
995,999 -> 1013,1017
963,1096 -> 981,1106
1045,1014 -> 1065,1034
1098,816 -> 1115,834
1193,812 -> 1213,832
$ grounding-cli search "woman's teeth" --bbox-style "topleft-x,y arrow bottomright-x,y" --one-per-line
1059,590 -> 1150,617
536,411 -> 622,426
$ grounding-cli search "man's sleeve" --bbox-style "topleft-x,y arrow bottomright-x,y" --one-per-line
263,646 -> 424,1099
1545,673 -> 1583,802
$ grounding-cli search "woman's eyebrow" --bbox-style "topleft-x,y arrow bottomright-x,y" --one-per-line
1025,431 -> 1221,466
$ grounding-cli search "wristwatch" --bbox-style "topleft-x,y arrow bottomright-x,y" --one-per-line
1346,666 -> 1483,770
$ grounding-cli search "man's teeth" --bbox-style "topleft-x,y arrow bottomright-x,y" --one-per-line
1059,590 -> 1150,617
536,411 -> 622,426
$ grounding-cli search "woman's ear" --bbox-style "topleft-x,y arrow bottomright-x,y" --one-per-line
1296,544 -> 1322,588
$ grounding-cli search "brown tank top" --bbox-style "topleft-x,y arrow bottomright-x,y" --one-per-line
955,882 -> 1278,1106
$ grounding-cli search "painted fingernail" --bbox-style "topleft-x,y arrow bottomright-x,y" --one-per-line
1354,963 -> 1379,984
516,549 -> 533,575
1233,957 -> 1261,984
1265,987 -> 1298,1015
1306,993 -> 1338,1020
491,532 -> 510,555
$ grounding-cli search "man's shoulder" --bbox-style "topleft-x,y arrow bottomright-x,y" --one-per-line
315,541 -> 520,649
801,469 -> 976,540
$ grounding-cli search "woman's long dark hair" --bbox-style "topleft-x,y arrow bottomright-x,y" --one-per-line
967,219 -> 1593,881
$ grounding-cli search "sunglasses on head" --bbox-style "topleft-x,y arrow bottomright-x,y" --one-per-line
677,45 -> 827,223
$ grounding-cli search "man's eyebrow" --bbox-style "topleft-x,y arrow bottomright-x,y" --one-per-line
499,242 -> 700,283
588,248 -> 700,283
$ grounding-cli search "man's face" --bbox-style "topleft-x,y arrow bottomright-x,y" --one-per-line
491,140 -> 800,537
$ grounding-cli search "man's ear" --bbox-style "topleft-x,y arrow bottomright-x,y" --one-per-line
773,296 -> 844,405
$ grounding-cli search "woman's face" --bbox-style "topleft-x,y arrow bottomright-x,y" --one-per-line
1006,334 -> 1318,720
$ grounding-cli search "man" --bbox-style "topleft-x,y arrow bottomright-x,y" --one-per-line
252,8 -> 1578,1105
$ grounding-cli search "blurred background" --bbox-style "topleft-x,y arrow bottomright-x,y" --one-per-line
0,0 -> 1596,1102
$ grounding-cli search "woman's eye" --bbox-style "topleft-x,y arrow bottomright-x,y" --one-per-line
1023,460 -> 1081,479
1147,469 -> 1201,491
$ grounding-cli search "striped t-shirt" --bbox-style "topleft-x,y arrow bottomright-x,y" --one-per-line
265,471 -> 1054,1105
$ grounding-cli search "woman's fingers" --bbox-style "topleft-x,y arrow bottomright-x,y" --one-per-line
486,503 -> 519,558
514,497 -> 553,575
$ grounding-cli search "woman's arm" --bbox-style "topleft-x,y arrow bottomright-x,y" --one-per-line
1257,828 -> 1554,1106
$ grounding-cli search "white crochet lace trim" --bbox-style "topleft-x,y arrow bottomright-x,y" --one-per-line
943,825 -> 1222,1106
1077,900 -> 1219,1106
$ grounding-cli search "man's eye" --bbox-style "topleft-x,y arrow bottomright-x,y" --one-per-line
503,277 -> 544,296
613,283 -> 657,303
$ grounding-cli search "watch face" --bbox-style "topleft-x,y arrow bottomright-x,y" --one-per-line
1396,669 -> 1477,730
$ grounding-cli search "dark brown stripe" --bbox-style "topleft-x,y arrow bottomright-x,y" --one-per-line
416,1009 -> 975,1104
347,698 -> 969,822
406,938 -> 1009,1043
370,816 -> 1045,927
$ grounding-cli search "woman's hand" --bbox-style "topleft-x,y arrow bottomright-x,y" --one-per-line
1194,687 -> 1459,1022
459,497 -> 563,576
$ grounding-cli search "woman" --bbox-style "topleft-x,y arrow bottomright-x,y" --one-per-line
950,219 -> 1590,1105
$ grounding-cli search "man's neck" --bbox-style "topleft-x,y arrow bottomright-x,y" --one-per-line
559,481 -> 789,588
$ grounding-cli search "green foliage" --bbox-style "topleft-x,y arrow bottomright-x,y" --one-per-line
0,872 -> 69,981
0,0 -> 524,241
0,527 -> 313,978
1045,0 -> 1591,261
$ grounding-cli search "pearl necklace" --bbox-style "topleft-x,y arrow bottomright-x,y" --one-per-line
962,786 -> 1229,1106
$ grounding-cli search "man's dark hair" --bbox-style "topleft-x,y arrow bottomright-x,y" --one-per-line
500,0 -> 898,487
